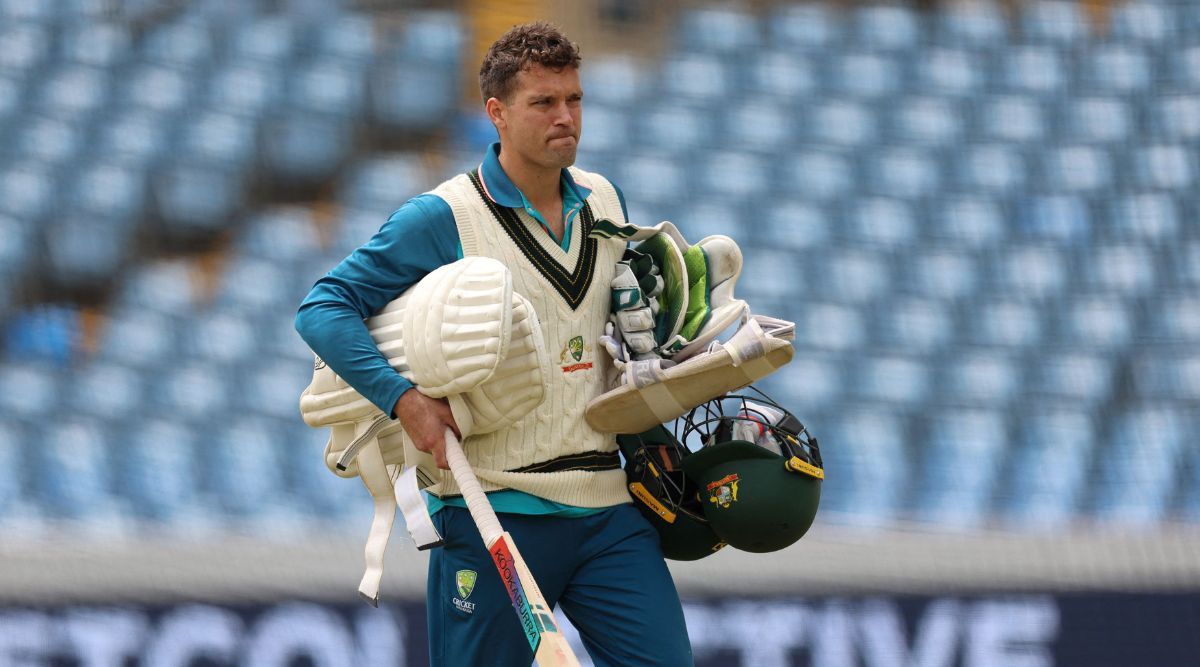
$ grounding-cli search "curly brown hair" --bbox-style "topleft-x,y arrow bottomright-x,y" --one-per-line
479,21 -> 582,103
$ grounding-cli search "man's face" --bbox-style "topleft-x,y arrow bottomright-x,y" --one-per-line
494,64 -> 582,170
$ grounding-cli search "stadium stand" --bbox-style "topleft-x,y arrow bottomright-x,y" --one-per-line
0,0 -> 1196,541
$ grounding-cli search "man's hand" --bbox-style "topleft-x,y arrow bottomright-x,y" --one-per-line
393,388 -> 460,469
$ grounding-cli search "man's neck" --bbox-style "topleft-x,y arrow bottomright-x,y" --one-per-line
498,149 -> 561,204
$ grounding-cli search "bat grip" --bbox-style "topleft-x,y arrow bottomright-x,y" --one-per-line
443,428 -> 503,545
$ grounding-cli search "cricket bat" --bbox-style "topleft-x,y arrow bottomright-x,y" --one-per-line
442,429 -> 582,667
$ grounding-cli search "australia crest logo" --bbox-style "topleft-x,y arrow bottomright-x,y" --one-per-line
559,335 -> 593,373
453,569 -> 478,614
706,473 -> 741,509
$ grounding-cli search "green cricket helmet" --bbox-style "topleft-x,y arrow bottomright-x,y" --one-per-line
678,387 -> 824,553
617,425 -> 728,561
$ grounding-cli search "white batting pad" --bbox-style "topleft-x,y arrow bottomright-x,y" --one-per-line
402,257 -> 513,397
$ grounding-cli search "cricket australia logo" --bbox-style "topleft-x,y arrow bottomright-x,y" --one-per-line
453,569 -> 478,614
559,335 -> 594,374
706,473 -> 741,509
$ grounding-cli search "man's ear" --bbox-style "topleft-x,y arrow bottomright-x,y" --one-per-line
485,97 -> 506,130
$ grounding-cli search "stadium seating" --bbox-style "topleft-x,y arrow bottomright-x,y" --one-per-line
1,1 -> 1197,534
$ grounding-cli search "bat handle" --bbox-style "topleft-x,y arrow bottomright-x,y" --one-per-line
443,428 -> 503,545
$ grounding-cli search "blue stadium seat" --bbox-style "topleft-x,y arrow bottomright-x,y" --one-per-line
1020,1 -> 1090,46
819,407 -> 910,525
0,161 -> 56,222
862,148 -> 941,199
235,207 -> 322,265
935,351 -> 1023,407
676,7 -> 759,55
1054,294 -> 1136,349
1079,243 -> 1157,297
844,196 -> 919,247
697,151 -> 767,202
670,198 -> 740,245
634,105 -> 712,155
311,12 -> 375,64
1167,240 -> 1200,288
581,56 -> 646,106
96,310 -> 181,367
912,48 -> 986,97
260,111 -> 354,185
287,421 -> 362,516
815,247 -> 893,304
1150,293 -> 1200,343
207,418 -> 293,519
112,260 -> 198,317
0,420 -> 28,520
747,50 -> 818,100
13,115 -> 87,166
826,52 -> 903,99
141,19 -> 216,70
369,60 -> 457,132
933,2 -> 1008,48
151,158 -> 246,241
735,246 -> 805,303
953,143 -> 1029,194
720,100 -> 794,153
756,200 -> 831,251
871,296 -> 955,354
1129,144 -> 1195,191
338,153 -> 427,213
805,99 -> 879,148
852,4 -> 921,51
120,64 -> 196,114
1003,408 -> 1095,530
914,409 -> 1007,527
1025,350 -> 1115,407
1058,96 -> 1133,144
392,11 -> 464,66
32,420 -> 120,520
34,64 -> 111,120
65,160 -> 148,221
1131,348 -> 1200,401
928,194 -> 1006,248
1016,194 -> 1091,242
147,362 -> 231,422
43,212 -> 134,292
60,21 -> 131,68
781,150 -> 854,202
1109,1 -> 1174,45
0,361 -> 61,421
1169,45 -> 1200,88
183,311 -> 261,365
206,62 -> 286,120
287,59 -> 367,119
94,110 -> 178,167
214,257 -> 301,315
975,95 -> 1047,144
850,353 -> 932,407
996,46 -> 1068,95
69,361 -> 146,423
964,298 -> 1045,349
887,96 -> 965,147
660,53 -> 732,102
242,358 -> 319,421
774,353 -> 844,414
792,302 -> 867,352
614,154 -> 687,207
116,419 -> 202,523
178,109 -> 260,170
1146,94 -> 1200,142
0,23 -> 52,75
1078,44 -> 1154,95
990,244 -> 1069,300
769,3 -> 843,52
904,246 -> 981,301
1092,406 -> 1186,523
229,15 -> 299,65
577,104 -> 628,154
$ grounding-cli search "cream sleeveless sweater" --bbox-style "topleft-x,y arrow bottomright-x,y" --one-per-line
425,166 -> 631,508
